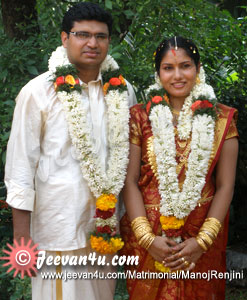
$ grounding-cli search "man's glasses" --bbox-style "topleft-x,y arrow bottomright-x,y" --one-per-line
69,31 -> 109,42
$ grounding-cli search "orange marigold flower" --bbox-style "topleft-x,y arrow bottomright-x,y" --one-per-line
164,94 -> 170,104
119,75 -> 126,86
109,77 -> 122,86
191,100 -> 213,112
65,75 -> 76,85
90,235 -> 124,254
110,237 -> 124,251
103,82 -> 110,95
96,194 -> 117,211
160,215 -> 184,230
191,100 -> 202,112
152,95 -> 163,104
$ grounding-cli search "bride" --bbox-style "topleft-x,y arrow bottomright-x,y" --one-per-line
120,36 -> 239,300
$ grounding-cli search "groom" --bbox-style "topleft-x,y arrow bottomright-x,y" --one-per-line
5,2 -> 136,299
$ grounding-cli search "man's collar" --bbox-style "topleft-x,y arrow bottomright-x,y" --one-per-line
79,72 -> 103,86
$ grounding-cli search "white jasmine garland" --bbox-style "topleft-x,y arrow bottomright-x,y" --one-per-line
48,46 -> 70,73
48,47 -> 130,239
148,67 -> 216,220
100,54 -> 119,72
176,68 -> 215,140
95,215 -> 118,228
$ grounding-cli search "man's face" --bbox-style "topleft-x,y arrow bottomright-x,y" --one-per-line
61,20 -> 110,72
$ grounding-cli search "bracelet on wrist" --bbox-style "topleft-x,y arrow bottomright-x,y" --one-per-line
131,216 -> 155,250
196,217 -> 222,252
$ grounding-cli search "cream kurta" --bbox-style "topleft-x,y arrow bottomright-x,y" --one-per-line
5,70 -> 136,251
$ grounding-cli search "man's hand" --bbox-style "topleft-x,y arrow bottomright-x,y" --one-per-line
12,208 -> 31,243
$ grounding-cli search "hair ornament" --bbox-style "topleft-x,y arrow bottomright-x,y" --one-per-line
174,36 -> 178,50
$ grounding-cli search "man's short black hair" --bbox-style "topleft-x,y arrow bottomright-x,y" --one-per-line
62,2 -> 113,36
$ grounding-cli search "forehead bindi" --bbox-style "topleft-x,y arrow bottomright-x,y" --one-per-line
71,20 -> 109,35
161,49 -> 193,66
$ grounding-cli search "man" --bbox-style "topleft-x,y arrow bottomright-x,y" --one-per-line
5,2 -> 136,299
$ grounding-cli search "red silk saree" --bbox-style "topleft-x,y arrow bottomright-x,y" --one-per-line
120,103 -> 238,300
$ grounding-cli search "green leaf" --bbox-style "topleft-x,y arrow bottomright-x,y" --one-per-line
0,69 -> 8,80
27,66 -> 39,75
1,132 -> 10,142
26,60 -> 36,65
105,0 -> 112,10
124,10 -> 135,18
227,72 -> 239,82
111,52 -> 122,59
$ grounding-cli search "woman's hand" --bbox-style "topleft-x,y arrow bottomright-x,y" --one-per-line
147,236 -> 177,262
163,237 -> 204,271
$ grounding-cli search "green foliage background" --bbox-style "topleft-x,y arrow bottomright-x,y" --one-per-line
0,0 -> 246,299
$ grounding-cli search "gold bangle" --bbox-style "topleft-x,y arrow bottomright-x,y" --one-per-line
134,225 -> 152,241
196,217 -> 222,252
202,219 -> 221,234
131,216 -> 155,250
139,233 -> 155,249
146,234 -> 155,249
205,217 -> 222,228
197,231 -> 213,247
196,236 -> 208,251
131,216 -> 148,228
201,218 -> 221,233
200,229 -> 216,240
201,223 -> 220,235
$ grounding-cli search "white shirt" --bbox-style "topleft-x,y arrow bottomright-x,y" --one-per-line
5,71 -> 136,251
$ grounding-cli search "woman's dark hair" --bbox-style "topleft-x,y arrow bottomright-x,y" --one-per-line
155,36 -> 200,74
62,2 -> 113,36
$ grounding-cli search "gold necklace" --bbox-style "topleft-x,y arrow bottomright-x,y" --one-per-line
172,108 -> 180,115
172,109 -> 180,126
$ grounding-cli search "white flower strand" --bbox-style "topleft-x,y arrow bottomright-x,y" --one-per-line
48,46 -> 70,73
146,67 -> 216,141
150,105 -> 215,219
150,105 -> 178,217
177,115 -> 215,218
95,215 -> 118,228
148,66 -> 216,220
49,46 -> 130,200
105,90 -> 130,193
176,68 -> 215,140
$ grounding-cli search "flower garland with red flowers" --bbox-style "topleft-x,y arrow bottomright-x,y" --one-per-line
144,68 -> 218,272
49,47 -> 130,254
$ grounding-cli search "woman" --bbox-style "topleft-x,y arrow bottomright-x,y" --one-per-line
120,36 -> 238,300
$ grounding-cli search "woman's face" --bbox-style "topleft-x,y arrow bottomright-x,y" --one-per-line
159,48 -> 199,104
